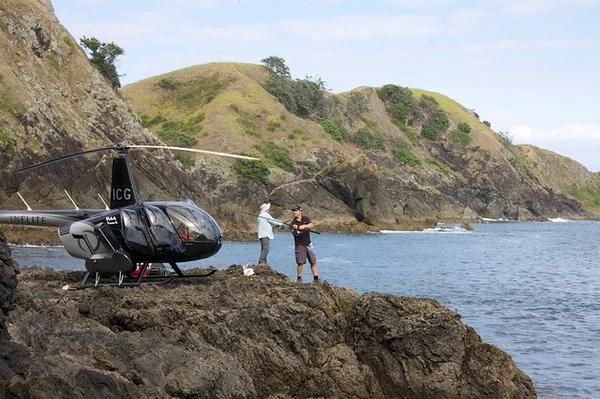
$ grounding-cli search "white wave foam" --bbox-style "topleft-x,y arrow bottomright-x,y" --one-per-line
548,218 -> 571,223
380,228 -> 470,234
8,243 -> 64,248
318,257 -> 358,264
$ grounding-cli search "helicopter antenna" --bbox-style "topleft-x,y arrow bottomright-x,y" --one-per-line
64,190 -> 80,210
16,192 -> 32,211
97,193 -> 109,210
127,145 -> 260,160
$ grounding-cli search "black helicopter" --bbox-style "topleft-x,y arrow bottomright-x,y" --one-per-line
0,142 -> 259,287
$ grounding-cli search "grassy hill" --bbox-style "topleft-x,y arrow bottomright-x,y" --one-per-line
123,62 -> 593,222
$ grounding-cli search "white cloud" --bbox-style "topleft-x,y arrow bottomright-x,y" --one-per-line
511,123 -> 600,142
499,0 -> 600,15
198,26 -> 273,42
461,38 -> 600,52
279,15 -> 442,41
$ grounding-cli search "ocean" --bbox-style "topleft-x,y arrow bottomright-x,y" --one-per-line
10,221 -> 600,398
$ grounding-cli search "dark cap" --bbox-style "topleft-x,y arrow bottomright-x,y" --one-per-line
291,206 -> 303,211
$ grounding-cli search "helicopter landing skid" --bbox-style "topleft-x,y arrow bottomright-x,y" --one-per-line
71,262 -> 217,289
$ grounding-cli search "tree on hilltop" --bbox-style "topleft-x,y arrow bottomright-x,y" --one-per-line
80,36 -> 124,89
261,56 -> 291,79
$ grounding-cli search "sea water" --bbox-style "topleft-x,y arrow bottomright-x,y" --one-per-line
10,221 -> 600,398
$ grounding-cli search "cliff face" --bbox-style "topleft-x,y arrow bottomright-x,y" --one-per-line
0,0 -> 212,242
2,266 -> 536,399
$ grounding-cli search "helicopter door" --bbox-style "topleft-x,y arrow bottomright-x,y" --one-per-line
121,208 -> 154,255
144,205 -> 183,253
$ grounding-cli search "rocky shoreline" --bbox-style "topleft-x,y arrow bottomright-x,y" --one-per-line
0,232 -> 537,398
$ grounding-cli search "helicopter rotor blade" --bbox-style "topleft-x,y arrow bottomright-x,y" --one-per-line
15,146 -> 116,173
127,145 -> 260,161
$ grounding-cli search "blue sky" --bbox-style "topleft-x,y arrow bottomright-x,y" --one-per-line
51,0 -> 600,171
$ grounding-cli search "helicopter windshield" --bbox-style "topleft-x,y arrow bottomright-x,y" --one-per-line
144,205 -> 180,248
164,205 -> 221,242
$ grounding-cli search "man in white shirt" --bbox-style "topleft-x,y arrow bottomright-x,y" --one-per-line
257,203 -> 285,264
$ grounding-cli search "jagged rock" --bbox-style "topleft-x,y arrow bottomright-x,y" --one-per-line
2,265 -> 536,398
316,156 -> 398,224
0,231 -> 18,337
0,231 -> 31,398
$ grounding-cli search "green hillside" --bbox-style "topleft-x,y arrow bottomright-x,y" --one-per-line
123,61 -> 593,222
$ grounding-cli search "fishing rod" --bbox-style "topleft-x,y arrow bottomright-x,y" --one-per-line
255,213 -> 322,235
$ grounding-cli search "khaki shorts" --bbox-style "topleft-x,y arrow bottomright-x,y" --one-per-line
295,244 -> 316,265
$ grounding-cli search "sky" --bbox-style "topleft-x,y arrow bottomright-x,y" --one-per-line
51,0 -> 600,172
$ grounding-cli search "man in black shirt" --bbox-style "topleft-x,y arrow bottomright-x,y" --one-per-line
290,206 -> 318,282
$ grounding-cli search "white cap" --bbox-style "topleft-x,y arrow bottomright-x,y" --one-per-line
260,203 -> 270,212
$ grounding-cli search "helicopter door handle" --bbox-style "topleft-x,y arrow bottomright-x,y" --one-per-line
72,233 -> 95,255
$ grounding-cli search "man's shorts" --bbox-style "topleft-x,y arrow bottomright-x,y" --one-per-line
295,244 -> 317,265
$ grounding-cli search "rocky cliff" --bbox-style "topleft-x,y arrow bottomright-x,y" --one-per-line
0,0 -> 211,243
1,265 -> 536,398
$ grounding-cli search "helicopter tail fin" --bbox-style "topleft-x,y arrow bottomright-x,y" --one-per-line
110,155 -> 138,208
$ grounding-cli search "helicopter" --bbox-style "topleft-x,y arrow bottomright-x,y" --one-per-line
0,142 -> 259,288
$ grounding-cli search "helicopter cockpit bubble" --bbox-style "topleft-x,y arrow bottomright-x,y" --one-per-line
144,205 -> 181,250
165,204 -> 222,242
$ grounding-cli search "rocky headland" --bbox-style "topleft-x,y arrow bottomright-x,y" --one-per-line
0,234 -> 536,398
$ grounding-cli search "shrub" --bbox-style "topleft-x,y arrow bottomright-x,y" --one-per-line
141,114 -> 166,127
233,159 -> 270,184
261,56 -> 291,79
354,127 -> 385,150
345,92 -> 367,121
377,84 -> 419,125
158,129 -> 197,148
263,72 -> 327,118
483,120 -> 491,128
394,145 -> 421,166
320,119 -> 348,142
63,36 -> 76,54
317,95 -> 338,119
0,128 -> 16,156
457,122 -> 471,133
175,154 -> 195,169
421,109 -> 449,140
267,119 -> 281,132
0,91 -> 27,116
418,96 -> 449,140
157,78 -> 179,90
426,157 -> 450,174
418,95 -> 442,117
255,142 -> 295,173
157,118 -> 201,148
166,74 -> 234,110
497,131 -> 512,147
304,160 -> 320,173
238,117 -> 260,137
449,128 -> 471,146
80,36 -> 124,88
